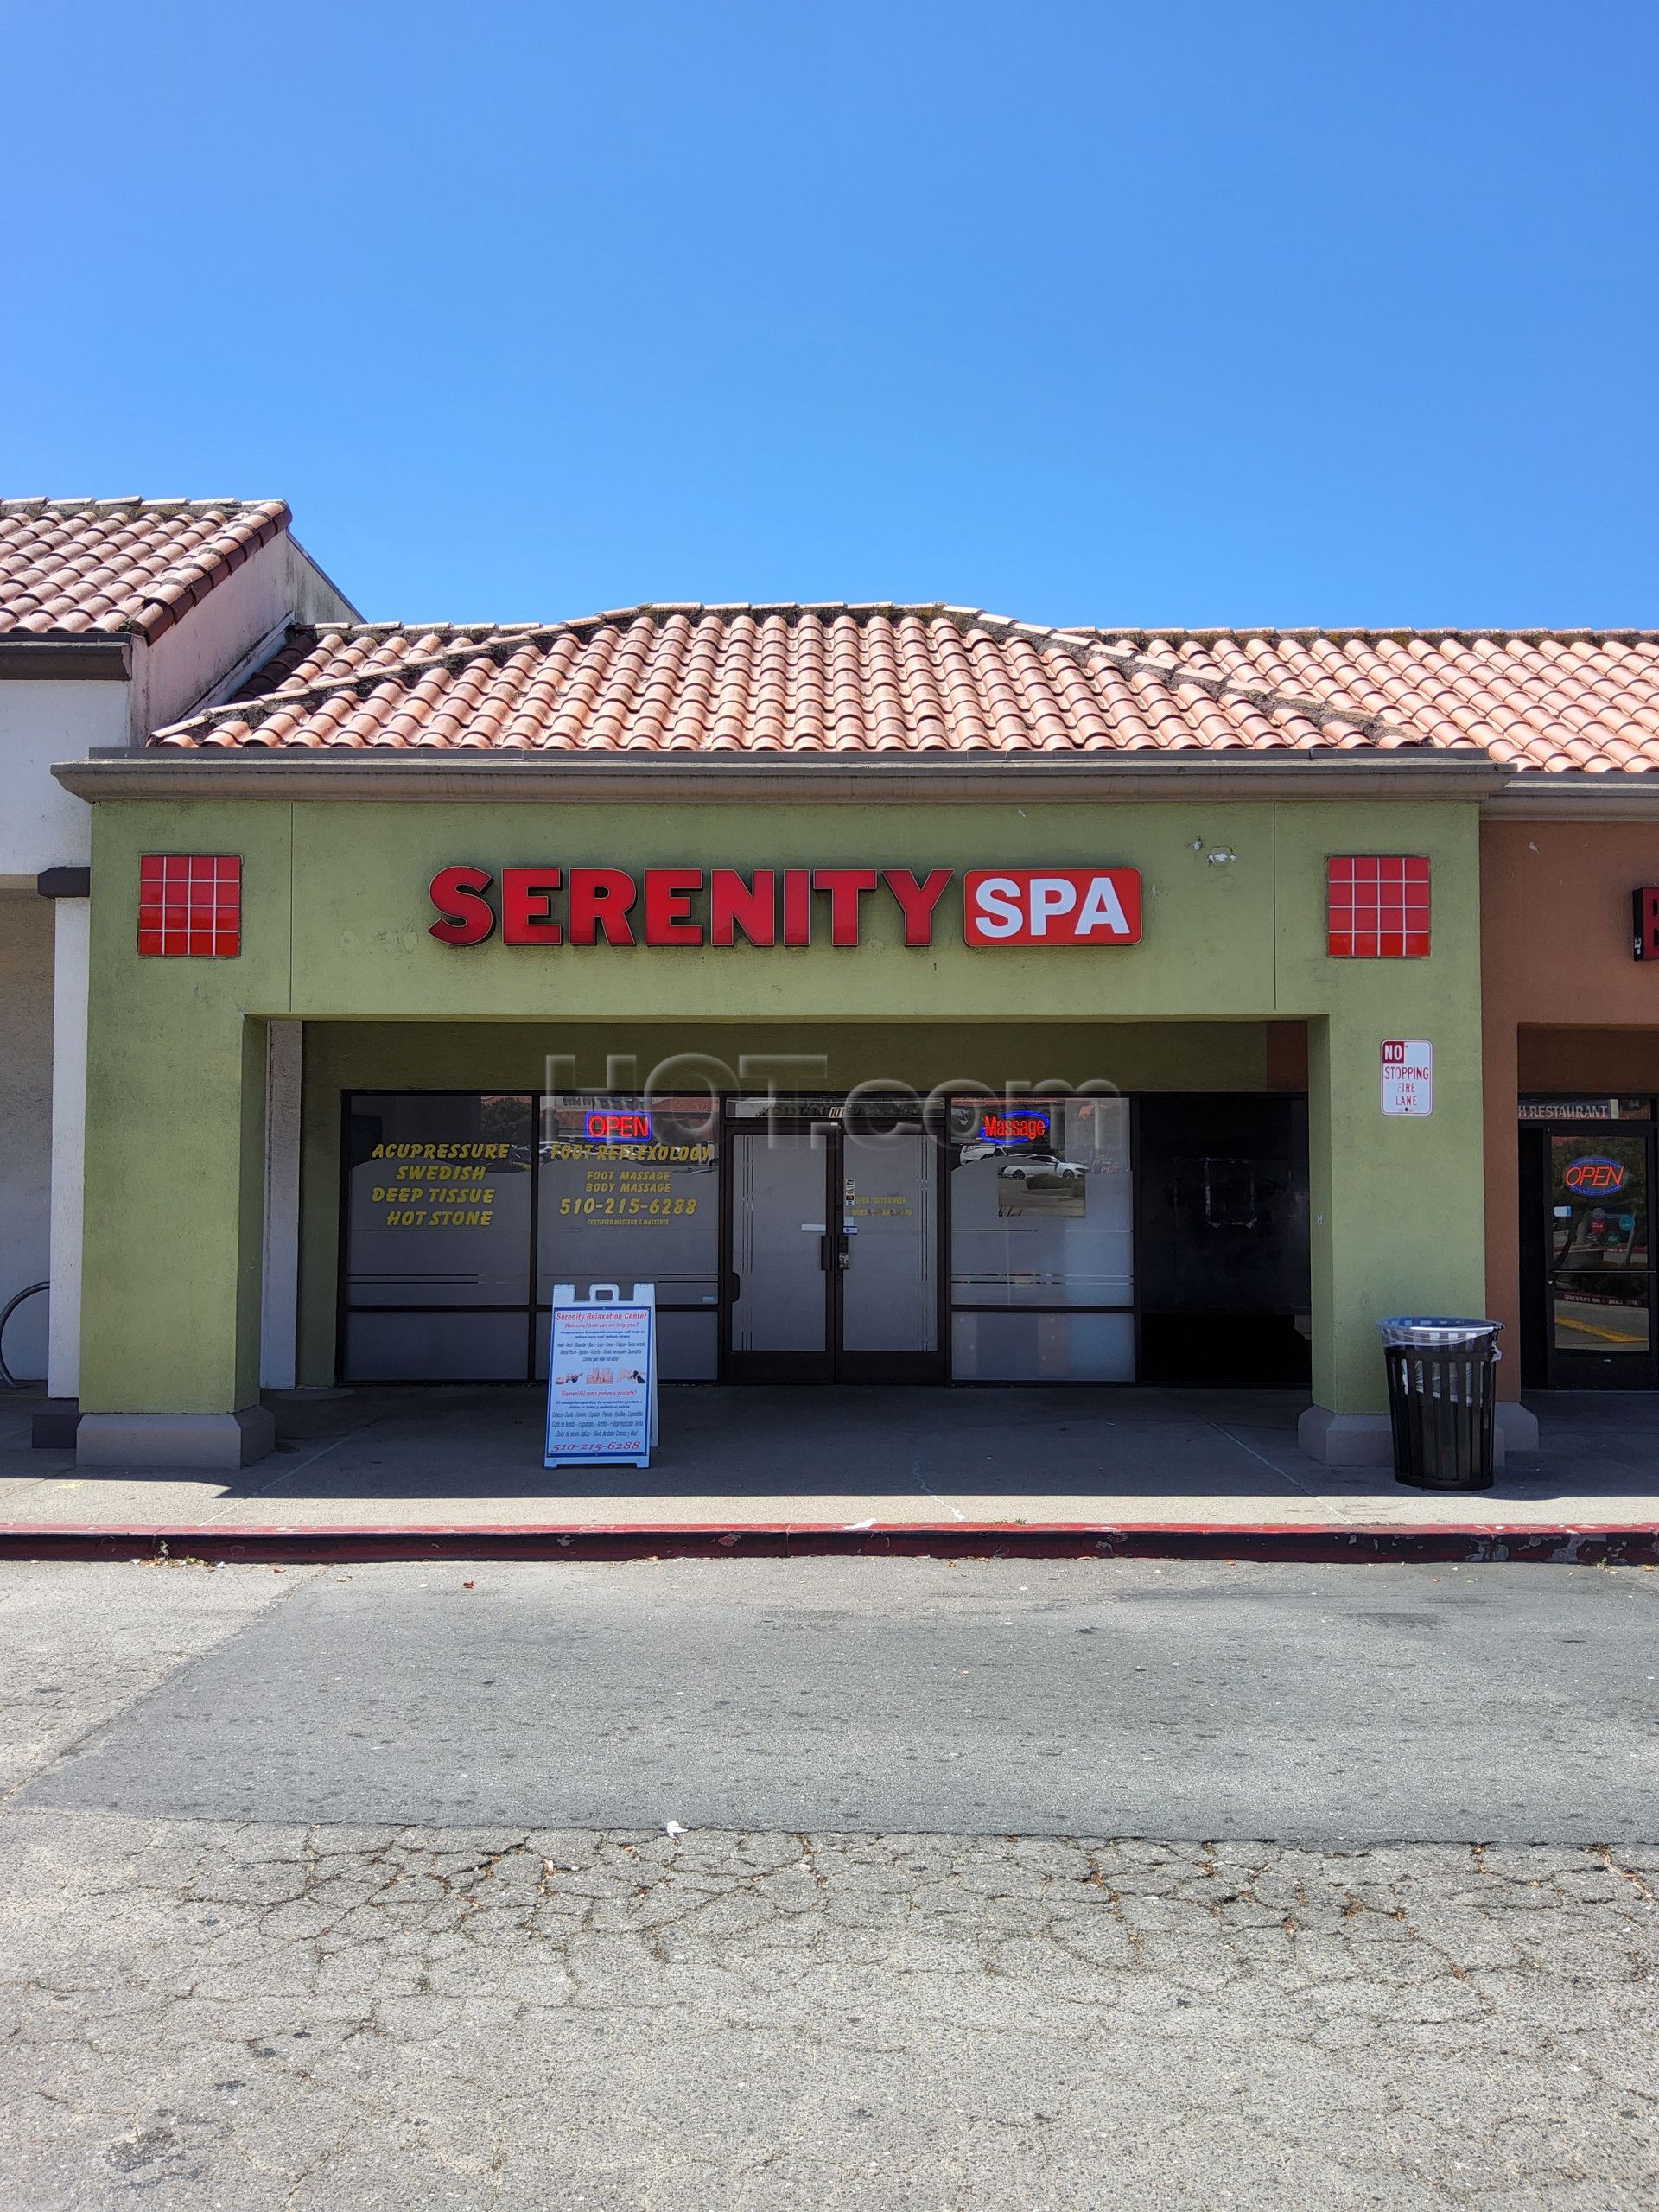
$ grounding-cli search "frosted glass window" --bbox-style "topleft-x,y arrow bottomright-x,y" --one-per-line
343,1310 -> 531,1383
951,1311 -> 1135,1382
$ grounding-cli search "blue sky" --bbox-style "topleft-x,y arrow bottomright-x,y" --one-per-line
4,2 -> 1654,628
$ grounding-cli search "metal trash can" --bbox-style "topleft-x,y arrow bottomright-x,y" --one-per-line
1377,1317 -> 1503,1491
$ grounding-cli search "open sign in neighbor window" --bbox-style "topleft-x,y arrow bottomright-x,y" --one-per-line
1548,1132 -> 1651,1358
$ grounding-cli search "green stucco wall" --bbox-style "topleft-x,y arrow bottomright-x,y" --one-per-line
78,792 -> 1485,1419
80,799 -> 285,1415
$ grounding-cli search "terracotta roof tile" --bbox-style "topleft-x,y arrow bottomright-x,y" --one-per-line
148,607 -> 1659,776
0,497 -> 290,639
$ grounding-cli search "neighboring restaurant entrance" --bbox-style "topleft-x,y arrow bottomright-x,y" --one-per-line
1518,1096 -> 1658,1389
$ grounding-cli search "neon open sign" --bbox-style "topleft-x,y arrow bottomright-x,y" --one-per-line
1563,1155 -> 1626,1196
980,1109 -> 1052,1147
584,1110 -> 652,1144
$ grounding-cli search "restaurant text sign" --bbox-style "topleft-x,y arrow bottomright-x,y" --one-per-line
429,866 -> 1142,950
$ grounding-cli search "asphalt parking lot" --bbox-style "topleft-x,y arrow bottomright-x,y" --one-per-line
3,1556 -> 1656,2209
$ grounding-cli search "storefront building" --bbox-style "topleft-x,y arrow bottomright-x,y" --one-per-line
1483,812 -> 1659,1400
0,498 -> 354,1425
52,608 -> 1657,1470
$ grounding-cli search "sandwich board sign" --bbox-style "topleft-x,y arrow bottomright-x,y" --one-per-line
545,1282 -> 658,1470
1381,1039 -> 1433,1116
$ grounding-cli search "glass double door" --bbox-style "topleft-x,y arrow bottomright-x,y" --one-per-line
726,1122 -> 942,1382
1538,1126 -> 1656,1387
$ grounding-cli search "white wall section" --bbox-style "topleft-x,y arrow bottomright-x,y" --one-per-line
45,893 -> 88,1398
0,681 -> 129,885
0,892 -> 53,1385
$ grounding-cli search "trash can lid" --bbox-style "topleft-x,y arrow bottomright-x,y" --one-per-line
1378,1315 -> 1503,1346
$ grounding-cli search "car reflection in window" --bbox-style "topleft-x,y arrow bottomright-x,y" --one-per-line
995,1152 -> 1088,1184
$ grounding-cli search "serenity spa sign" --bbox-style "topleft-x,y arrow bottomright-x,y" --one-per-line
427,865 -> 1143,950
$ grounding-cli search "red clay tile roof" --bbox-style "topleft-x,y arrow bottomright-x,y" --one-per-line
0,497 -> 290,640
149,606 -> 1659,774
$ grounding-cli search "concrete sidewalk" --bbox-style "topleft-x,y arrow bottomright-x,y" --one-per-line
2,1384 -> 1656,1558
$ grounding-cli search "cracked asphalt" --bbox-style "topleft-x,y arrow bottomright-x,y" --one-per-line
1,1556 -> 1656,2208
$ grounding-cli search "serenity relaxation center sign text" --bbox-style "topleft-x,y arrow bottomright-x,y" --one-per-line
428,866 -> 1143,950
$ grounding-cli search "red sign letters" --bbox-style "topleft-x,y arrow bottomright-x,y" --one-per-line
428,866 -> 1140,950
980,1109 -> 1052,1144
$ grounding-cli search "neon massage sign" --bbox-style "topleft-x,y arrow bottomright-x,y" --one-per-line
427,866 -> 1143,950
1562,1155 -> 1627,1198
979,1109 -> 1052,1147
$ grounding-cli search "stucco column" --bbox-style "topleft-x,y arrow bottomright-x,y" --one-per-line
1299,1012 -> 1491,1465
1483,1054 -> 1541,1447
76,1007 -> 274,1471
70,800 -> 295,1468
1476,830 -> 1538,1447
260,1020 -> 302,1389
46,892 -> 89,1404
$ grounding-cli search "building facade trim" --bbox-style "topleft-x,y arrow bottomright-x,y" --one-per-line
0,638 -> 131,681
55,752 -> 1507,805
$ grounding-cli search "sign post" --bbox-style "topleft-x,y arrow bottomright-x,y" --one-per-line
1380,1039 -> 1433,1116
544,1281 -> 658,1471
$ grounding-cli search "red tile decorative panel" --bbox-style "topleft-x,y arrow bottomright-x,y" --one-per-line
1326,855 -> 1429,958
137,854 -> 241,957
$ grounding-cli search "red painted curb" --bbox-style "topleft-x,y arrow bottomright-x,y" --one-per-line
0,1522 -> 1654,1565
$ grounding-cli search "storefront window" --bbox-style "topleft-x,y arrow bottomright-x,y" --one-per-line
537,1096 -> 721,1381
947,1096 -> 1134,1379
340,1092 -> 723,1382
341,1093 -> 535,1380
329,1085 -> 1325,1390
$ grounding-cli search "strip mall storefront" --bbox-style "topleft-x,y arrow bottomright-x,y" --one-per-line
60,703 -> 1497,1471
341,835 -> 1315,1392
1484,815 -> 1659,1407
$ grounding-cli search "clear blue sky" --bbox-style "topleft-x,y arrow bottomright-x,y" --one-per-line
5,2 -> 1655,629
